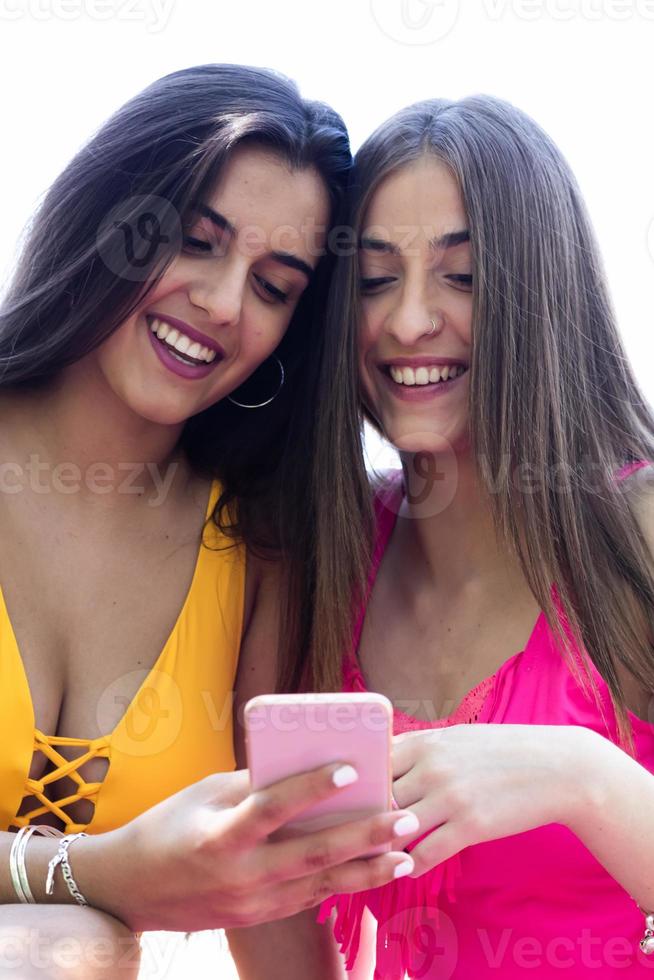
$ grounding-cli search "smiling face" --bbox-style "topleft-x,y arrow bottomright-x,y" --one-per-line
92,144 -> 330,426
358,154 -> 473,455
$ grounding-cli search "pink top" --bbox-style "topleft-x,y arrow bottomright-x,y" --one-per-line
317,463 -> 654,978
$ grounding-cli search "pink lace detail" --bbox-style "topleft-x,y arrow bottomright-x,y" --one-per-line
343,655 -> 496,733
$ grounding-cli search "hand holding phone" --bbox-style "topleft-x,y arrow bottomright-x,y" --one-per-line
245,693 -> 394,854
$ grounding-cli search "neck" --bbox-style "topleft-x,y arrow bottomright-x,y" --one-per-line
0,360 -> 192,511
398,448 -> 523,600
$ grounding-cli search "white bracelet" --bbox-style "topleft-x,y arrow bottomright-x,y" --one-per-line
9,825 -> 65,903
45,833 -> 89,906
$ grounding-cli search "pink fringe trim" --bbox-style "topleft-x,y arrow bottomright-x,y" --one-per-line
317,851 -> 463,978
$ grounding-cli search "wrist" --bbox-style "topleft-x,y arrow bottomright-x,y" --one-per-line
561,726 -> 613,835
13,835 -> 71,906
68,826 -> 140,930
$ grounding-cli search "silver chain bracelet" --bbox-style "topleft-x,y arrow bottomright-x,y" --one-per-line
45,832 -> 90,906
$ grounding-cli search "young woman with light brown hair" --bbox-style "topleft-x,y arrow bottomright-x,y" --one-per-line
237,95 -> 654,978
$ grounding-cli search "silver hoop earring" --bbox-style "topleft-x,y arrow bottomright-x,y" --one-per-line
227,355 -> 285,409
427,317 -> 437,337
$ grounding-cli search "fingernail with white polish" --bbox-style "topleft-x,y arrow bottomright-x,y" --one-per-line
332,765 -> 358,787
394,858 -> 414,879
393,813 -> 420,837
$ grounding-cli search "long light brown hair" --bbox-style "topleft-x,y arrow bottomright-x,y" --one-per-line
298,95 -> 654,757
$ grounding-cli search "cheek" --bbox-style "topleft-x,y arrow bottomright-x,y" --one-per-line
240,304 -> 291,360
358,307 -> 380,363
453,296 -> 473,344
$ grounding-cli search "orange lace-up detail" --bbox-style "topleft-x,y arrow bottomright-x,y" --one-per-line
12,731 -> 111,834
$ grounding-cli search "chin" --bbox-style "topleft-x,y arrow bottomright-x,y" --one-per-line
386,426 -> 456,456
120,388 -> 201,427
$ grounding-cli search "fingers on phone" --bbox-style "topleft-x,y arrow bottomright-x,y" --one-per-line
263,849 -> 412,923
307,852 -> 415,911
261,809 -> 419,885
236,762 -> 357,841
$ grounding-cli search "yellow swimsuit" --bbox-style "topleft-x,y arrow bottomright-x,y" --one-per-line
0,478 -> 245,835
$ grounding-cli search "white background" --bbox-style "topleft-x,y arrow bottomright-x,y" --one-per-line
1,0 -> 652,973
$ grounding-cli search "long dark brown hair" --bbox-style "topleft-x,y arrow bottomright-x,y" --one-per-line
0,63 -> 351,683
304,94 -> 654,757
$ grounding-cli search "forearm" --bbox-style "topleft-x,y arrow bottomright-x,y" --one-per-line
1,827 -> 132,929
567,728 -> 654,911
226,908 -> 345,980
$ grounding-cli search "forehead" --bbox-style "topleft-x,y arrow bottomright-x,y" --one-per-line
363,155 -> 467,236
203,144 -> 330,234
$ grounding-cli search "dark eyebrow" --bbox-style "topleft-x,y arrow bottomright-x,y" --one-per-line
188,203 -> 314,280
192,203 -> 237,237
359,229 -> 470,254
270,251 -> 313,280
359,236 -> 400,255
429,229 -> 470,250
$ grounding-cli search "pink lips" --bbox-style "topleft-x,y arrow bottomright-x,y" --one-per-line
147,314 -> 226,357
147,319 -> 222,381
380,364 -> 469,403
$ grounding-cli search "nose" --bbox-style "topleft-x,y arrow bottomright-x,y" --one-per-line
188,259 -> 246,328
385,295 -> 444,347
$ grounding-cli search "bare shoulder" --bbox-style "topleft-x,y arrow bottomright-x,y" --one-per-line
242,549 -> 284,635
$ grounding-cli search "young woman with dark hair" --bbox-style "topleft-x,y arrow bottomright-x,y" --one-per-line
241,96 -> 654,978
0,64 -> 416,978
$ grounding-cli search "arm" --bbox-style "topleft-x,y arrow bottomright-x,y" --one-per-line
566,470 -> 654,913
566,728 -> 654,914
226,553 -> 347,980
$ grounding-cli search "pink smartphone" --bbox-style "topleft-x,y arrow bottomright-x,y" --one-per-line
244,692 -> 393,853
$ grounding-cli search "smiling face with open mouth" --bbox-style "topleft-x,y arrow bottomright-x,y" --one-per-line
90,144 -> 330,428
357,154 -> 473,455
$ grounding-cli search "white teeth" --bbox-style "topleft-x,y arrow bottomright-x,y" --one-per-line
388,364 -> 467,386
148,318 -> 218,364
